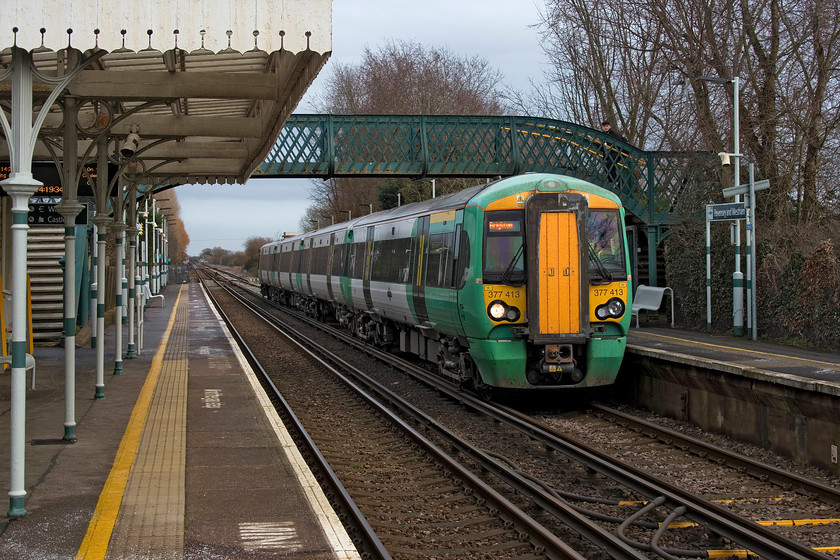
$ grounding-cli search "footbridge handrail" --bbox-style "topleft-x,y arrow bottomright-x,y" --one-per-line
257,114 -> 717,228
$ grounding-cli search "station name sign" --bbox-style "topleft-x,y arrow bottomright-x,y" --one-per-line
706,202 -> 746,222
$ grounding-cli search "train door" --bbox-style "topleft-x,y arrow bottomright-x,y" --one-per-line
625,225 -> 639,293
304,237 -> 313,295
362,225 -> 375,311
410,216 -> 430,322
326,232 -> 335,301
525,193 -> 589,343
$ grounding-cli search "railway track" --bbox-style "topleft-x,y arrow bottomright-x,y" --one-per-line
198,269 -> 583,559
199,265 -> 839,559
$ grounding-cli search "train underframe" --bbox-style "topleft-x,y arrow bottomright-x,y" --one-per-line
261,284 -> 593,393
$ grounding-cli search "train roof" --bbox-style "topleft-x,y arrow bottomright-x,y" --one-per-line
260,173 -> 620,251
261,179 -> 498,250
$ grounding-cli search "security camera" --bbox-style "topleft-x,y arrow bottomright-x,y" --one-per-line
718,152 -> 731,166
121,133 -> 141,157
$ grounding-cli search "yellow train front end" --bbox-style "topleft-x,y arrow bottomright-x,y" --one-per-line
463,174 -> 631,390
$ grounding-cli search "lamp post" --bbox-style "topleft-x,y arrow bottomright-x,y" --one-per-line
699,75 -> 743,336
359,203 -> 373,215
414,177 -> 436,199
339,209 -> 352,221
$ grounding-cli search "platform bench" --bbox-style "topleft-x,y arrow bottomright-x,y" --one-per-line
0,353 -> 36,389
631,285 -> 674,328
143,284 -> 165,307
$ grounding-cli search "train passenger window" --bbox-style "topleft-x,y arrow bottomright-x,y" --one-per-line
425,233 -> 453,288
331,243 -> 347,276
371,236 -> 413,284
454,230 -> 470,289
587,210 -> 626,279
349,241 -> 366,279
278,249 -> 290,273
483,210 -> 525,284
310,245 -> 329,275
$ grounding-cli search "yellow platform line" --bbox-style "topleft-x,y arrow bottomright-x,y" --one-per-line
635,331 -> 840,368
75,287 -> 183,560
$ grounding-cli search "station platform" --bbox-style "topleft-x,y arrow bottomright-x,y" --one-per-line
0,282 -> 359,559
627,326 -> 840,389
625,324 -> 840,474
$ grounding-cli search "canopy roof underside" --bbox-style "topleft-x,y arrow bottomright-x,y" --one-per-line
0,0 -> 332,189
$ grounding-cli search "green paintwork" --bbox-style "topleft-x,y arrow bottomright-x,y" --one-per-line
259,114 -> 719,232
259,173 -> 631,390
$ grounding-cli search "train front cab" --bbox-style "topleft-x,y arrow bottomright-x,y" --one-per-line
466,182 -> 630,390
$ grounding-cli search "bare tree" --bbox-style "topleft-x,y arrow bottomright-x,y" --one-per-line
317,39 -> 506,115
534,0 -> 840,225
303,39 -> 508,221
153,192 -> 190,262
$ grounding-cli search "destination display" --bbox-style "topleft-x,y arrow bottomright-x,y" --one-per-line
0,161 -> 117,198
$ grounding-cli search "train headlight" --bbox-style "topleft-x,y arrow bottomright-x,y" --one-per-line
488,300 -> 521,322
606,298 -> 625,317
595,297 -> 625,320
488,300 -> 507,320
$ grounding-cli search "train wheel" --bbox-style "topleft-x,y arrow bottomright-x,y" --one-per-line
471,369 -> 495,401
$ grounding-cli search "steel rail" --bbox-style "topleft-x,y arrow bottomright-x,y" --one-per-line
484,403 -> 829,560
218,278 -> 710,559
590,403 -> 840,505
209,271 -> 588,560
218,271 -> 829,559
402,366 -> 828,559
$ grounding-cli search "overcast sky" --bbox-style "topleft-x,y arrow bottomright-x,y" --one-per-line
179,0 -> 548,255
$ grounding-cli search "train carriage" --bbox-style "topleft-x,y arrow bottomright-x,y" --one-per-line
260,173 -> 631,392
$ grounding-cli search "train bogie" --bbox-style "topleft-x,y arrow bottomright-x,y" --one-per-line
259,173 -> 632,392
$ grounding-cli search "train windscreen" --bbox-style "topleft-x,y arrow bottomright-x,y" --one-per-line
587,210 -> 626,280
483,210 -> 525,285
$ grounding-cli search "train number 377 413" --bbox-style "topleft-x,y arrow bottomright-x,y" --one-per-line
593,288 -> 625,297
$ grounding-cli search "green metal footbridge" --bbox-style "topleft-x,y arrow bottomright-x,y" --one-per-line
256,114 -> 716,285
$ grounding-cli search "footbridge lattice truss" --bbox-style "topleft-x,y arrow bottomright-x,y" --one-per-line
257,114 -> 717,230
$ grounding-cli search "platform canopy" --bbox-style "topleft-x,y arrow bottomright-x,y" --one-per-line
0,0 -> 332,188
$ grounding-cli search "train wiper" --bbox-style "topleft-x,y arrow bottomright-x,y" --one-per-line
588,243 -> 613,284
501,243 -> 525,286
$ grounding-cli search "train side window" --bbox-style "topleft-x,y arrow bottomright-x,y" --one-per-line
425,232 -> 453,288
311,243 -> 329,275
371,235 -> 412,284
278,247 -> 290,273
453,228 -> 470,289
330,243 -> 346,277
349,241 -> 366,279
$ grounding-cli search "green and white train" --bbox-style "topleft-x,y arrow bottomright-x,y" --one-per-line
259,173 -> 631,393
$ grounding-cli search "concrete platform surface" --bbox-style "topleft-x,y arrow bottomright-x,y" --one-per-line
0,282 -> 358,559
628,327 -> 840,392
